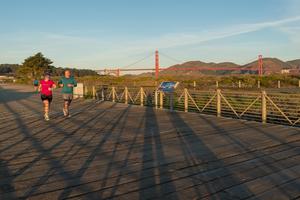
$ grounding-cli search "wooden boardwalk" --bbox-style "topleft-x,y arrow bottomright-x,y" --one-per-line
0,84 -> 300,200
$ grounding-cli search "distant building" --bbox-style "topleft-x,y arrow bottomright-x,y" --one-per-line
281,69 -> 291,74
0,75 -> 15,83
280,68 -> 300,75
0,75 -> 14,80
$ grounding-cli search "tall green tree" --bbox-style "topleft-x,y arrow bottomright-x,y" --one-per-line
17,52 -> 53,79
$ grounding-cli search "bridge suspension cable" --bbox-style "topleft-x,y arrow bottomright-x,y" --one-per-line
120,52 -> 154,69
159,51 -> 183,64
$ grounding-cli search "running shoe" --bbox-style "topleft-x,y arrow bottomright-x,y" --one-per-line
44,114 -> 50,121
67,111 -> 71,118
63,108 -> 68,117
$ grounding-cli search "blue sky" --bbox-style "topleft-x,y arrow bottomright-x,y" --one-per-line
0,0 -> 300,69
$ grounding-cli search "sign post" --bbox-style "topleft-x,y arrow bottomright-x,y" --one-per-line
157,81 -> 179,111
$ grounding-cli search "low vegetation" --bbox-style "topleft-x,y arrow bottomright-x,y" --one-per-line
1,52 -> 300,89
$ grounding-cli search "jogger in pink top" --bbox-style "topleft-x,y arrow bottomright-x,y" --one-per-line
38,73 -> 56,121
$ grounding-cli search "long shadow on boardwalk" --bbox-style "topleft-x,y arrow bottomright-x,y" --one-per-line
1,100 -> 117,198
0,159 -> 16,199
22,102 -> 117,198
199,116 -> 300,199
107,108 -> 146,198
0,86 -> 35,103
58,104 -> 132,199
0,99 -> 95,156
167,111 -> 255,199
138,107 -> 179,199
4,98 -> 146,199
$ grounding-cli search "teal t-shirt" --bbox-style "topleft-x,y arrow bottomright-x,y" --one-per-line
58,77 -> 77,94
33,79 -> 39,86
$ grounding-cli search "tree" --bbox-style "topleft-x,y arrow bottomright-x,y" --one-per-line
0,66 -> 12,74
17,52 -> 53,79
0,64 -> 20,75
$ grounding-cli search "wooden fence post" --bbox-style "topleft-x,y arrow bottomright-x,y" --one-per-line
92,86 -> 96,99
155,90 -> 158,109
140,87 -> 144,106
258,80 -> 261,89
159,91 -> 163,109
193,81 -> 196,88
217,89 -> 221,117
262,90 -> 267,124
112,87 -> 116,102
184,88 -> 188,112
278,80 -> 281,89
101,87 -> 104,101
125,87 -> 128,104
238,81 -> 241,88
216,81 -> 219,88
85,86 -> 88,96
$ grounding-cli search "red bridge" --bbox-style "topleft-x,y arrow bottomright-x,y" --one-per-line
96,50 -> 264,78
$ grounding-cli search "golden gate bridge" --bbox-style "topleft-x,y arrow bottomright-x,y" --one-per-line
96,50 -> 264,78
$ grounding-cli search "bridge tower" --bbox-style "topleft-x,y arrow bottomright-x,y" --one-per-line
155,50 -> 160,80
258,55 -> 263,76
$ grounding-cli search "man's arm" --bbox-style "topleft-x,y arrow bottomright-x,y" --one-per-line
58,79 -> 63,88
73,78 -> 77,87
67,78 -> 77,88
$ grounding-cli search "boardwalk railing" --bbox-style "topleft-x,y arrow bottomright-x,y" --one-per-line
94,86 -> 300,126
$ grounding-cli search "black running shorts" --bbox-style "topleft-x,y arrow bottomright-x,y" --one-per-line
41,94 -> 53,103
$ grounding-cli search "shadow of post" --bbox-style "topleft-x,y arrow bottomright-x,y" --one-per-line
167,111 -> 255,199
0,159 -> 16,199
139,107 -> 178,199
1,98 -> 115,199
58,104 -> 131,199
0,86 -> 36,103
198,115 -> 300,199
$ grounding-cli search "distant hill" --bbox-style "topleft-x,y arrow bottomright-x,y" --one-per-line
287,59 -> 300,68
160,61 -> 241,76
155,57 -> 300,76
242,58 -> 295,75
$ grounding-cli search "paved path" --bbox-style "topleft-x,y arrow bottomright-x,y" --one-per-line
0,84 -> 300,200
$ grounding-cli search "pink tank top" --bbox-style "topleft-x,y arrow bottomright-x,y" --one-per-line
40,80 -> 55,96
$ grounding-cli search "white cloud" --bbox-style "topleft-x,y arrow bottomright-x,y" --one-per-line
130,15 -> 300,50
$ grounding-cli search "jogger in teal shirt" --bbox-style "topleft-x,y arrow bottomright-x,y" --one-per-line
58,70 -> 77,117
58,76 -> 77,94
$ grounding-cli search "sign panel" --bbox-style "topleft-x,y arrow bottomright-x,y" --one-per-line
158,81 -> 179,92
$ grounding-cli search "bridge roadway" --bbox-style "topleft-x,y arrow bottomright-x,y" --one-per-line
0,84 -> 300,200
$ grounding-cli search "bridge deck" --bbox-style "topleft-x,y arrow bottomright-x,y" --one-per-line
0,84 -> 300,200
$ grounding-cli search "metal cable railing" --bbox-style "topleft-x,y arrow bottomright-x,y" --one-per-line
92,86 -> 300,127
